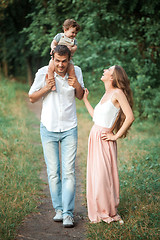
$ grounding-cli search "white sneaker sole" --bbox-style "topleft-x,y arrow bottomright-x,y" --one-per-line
54,219 -> 63,222
63,223 -> 74,228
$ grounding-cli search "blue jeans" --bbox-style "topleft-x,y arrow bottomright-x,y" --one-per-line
40,123 -> 77,217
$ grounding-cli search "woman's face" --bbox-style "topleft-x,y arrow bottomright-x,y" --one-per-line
101,66 -> 115,82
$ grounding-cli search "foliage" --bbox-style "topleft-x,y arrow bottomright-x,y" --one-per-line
0,78 -> 43,239
0,0 -> 45,82
0,0 -> 160,119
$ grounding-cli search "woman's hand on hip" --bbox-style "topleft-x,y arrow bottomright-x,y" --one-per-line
101,132 -> 117,141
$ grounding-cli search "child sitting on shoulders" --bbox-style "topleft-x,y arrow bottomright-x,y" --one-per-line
48,19 -> 81,91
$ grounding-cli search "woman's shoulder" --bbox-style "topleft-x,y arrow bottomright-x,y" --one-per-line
114,88 -> 124,96
112,88 -> 125,101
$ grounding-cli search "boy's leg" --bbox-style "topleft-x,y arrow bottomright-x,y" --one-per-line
67,63 -> 76,79
48,59 -> 56,91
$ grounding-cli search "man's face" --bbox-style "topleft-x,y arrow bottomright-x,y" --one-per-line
53,53 -> 69,77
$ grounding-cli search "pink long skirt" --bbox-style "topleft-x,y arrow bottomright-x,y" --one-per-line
87,124 -> 120,223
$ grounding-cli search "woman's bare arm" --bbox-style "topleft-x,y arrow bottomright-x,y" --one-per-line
102,89 -> 134,141
83,88 -> 94,118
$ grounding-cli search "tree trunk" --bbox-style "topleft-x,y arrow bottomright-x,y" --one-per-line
2,36 -> 8,78
27,57 -> 33,86
2,60 -> 8,77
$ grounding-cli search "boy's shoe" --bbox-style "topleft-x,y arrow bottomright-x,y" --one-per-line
53,210 -> 63,222
63,215 -> 74,228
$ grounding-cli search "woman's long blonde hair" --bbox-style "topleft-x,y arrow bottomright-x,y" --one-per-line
112,65 -> 133,138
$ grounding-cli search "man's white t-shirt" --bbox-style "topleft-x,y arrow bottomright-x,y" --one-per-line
29,66 -> 84,132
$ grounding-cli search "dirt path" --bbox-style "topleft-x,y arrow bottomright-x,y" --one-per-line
16,100 -> 87,240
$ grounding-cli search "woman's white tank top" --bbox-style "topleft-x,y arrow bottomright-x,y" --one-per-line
93,93 -> 120,128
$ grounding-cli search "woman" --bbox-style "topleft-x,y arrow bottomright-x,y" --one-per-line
83,65 -> 134,224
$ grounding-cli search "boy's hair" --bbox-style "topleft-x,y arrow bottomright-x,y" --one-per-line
63,19 -> 80,32
52,45 -> 71,60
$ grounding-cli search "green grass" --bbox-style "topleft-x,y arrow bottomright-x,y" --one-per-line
0,78 -> 43,240
0,79 -> 159,239
77,99 -> 160,240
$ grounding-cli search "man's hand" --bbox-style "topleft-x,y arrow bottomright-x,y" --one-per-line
29,74 -> 55,103
68,75 -> 79,89
45,74 -> 55,91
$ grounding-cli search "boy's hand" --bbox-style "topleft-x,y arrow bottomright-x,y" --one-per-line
70,45 -> 77,55
50,46 -> 56,55
67,45 -> 72,51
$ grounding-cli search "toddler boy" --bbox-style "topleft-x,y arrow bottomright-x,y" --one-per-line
48,19 -> 80,91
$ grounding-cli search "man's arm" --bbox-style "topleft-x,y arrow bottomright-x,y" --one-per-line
75,81 -> 84,100
29,74 -> 54,103
67,66 -> 84,100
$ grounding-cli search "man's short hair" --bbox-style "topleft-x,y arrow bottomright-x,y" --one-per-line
52,45 -> 71,60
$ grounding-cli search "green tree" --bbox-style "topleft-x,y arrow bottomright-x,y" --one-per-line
0,0 -> 44,84
73,0 -> 160,119
0,0 -> 159,119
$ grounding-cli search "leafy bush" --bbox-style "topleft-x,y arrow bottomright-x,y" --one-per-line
0,0 -> 160,120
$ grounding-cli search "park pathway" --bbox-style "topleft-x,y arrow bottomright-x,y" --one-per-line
16,99 -> 87,240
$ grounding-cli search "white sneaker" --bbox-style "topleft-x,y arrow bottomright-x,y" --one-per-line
63,215 -> 74,228
53,210 -> 63,222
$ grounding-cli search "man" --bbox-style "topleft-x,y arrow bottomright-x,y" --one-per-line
29,45 -> 84,228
